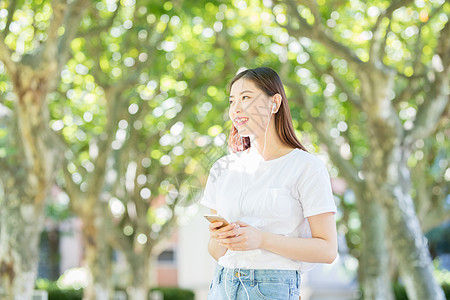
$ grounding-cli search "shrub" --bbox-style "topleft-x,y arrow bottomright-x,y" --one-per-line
150,287 -> 195,300
35,279 -> 195,300
47,288 -> 83,300
35,279 -> 83,300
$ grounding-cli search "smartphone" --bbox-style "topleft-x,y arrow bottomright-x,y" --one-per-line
204,214 -> 230,229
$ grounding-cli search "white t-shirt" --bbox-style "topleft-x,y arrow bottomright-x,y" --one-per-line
200,145 -> 337,274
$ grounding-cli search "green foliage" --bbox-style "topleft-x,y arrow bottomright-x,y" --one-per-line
392,282 -> 408,300
35,279 -> 83,300
45,201 -> 72,221
433,258 -> 450,287
35,279 -> 195,300
445,284 -> 450,299
426,222 -> 450,258
47,289 -> 83,300
150,286 -> 195,300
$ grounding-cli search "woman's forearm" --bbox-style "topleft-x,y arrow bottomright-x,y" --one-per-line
261,231 -> 337,264
208,238 -> 228,261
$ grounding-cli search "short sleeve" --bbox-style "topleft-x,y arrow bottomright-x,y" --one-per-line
296,162 -> 337,218
199,162 -> 218,211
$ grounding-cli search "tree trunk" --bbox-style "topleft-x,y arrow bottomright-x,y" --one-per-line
0,194 -> 45,300
128,288 -> 148,300
81,210 -> 114,300
0,67 -> 63,298
380,147 -> 445,300
126,252 -> 151,300
128,274 -> 150,300
360,68 -> 445,300
355,188 -> 394,300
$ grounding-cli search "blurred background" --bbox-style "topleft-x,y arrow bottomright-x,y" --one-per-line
0,0 -> 448,299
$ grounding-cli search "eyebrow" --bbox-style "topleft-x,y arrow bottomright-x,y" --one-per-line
229,90 -> 254,99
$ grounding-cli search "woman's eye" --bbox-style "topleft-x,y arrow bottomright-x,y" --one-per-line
229,96 -> 249,104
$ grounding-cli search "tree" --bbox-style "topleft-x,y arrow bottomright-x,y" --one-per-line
0,0 -> 89,297
268,0 -> 449,299
55,1 -> 236,298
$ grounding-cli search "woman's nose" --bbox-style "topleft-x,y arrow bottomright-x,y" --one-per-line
234,100 -> 243,113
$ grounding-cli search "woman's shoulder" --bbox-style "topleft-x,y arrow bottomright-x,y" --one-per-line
290,148 -> 327,172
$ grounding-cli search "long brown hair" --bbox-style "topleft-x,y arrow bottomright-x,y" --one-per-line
227,67 -> 308,153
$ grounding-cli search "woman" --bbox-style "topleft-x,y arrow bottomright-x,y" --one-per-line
200,67 -> 338,300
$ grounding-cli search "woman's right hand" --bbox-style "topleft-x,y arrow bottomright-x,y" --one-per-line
209,222 -> 237,240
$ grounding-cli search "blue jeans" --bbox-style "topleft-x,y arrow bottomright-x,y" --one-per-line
207,264 -> 301,300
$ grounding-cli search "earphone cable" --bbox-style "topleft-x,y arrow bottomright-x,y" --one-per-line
238,267 -> 249,299
229,103 -> 274,300
238,104 -> 274,219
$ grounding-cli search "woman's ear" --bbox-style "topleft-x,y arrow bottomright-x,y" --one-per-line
273,93 -> 282,113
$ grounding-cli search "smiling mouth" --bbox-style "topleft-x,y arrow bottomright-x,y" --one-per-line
235,117 -> 249,126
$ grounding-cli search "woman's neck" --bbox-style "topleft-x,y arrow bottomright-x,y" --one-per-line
249,134 -> 292,161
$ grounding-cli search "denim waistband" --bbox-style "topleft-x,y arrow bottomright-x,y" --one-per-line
214,264 -> 301,288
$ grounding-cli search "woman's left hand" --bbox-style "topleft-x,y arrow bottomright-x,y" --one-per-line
216,221 -> 264,251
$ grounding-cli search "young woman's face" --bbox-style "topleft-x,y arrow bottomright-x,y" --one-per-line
228,78 -> 272,138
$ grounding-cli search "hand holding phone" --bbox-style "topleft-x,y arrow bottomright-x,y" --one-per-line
203,214 -> 230,229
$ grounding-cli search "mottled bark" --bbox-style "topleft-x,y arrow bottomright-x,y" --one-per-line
382,147 -> 444,300
0,71 -> 63,298
126,256 -> 151,300
0,0 -> 89,298
359,66 -> 445,300
81,205 -> 114,300
0,188 -> 45,300
355,188 -> 394,300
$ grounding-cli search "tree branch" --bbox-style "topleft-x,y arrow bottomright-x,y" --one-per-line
117,22 -> 170,90
0,32 -> 16,75
327,66 -> 362,110
415,5 -> 445,72
76,4 -> 120,40
301,46 -> 362,110
55,0 -> 90,76
42,0 -> 68,67
107,220 -> 133,254
50,127 -> 83,214
62,159 -> 83,214
86,86 -> 124,197
405,19 -> 450,145
4,0 -> 18,37
285,80 -> 362,187
80,12 -> 171,202
369,0 -> 414,63
149,215 -> 178,255
110,71 -> 204,222
392,83 -> 423,108
303,0 -> 324,25
273,0 -> 364,69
